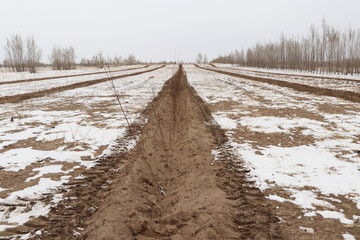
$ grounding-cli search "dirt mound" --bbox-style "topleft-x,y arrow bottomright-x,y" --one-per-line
31,65 -> 282,239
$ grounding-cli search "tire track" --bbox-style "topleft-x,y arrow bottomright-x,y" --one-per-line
0,65 -> 165,104
197,64 -> 360,103
0,65 -> 150,85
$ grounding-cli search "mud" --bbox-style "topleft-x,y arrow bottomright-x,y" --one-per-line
29,65 -> 283,239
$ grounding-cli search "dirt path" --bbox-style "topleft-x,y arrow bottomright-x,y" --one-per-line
30,65 -> 282,240
198,65 -> 360,103
0,65 -> 149,85
0,65 -> 164,104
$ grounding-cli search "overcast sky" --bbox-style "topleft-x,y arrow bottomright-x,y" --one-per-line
1,0 -> 360,62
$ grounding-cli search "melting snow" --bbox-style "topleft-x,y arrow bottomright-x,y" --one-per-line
185,65 -> 360,227
342,233 -> 356,240
0,65 -> 176,235
212,114 -> 237,129
25,165 -> 65,182
299,226 -> 315,234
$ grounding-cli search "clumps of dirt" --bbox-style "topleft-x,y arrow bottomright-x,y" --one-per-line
24,65 -> 285,240
256,107 -> 325,122
0,138 -> 68,154
264,187 -> 360,239
231,127 -> 315,148
0,159 -> 78,199
317,103 -> 360,115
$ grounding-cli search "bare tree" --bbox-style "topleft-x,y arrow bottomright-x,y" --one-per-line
113,55 -> 122,66
212,19 -> 360,75
124,54 -> 137,65
196,53 -> 203,64
96,52 -> 105,68
62,46 -> 76,70
203,54 -> 208,64
49,47 -> 63,70
26,35 -> 42,73
4,34 -> 25,72
49,46 -> 76,70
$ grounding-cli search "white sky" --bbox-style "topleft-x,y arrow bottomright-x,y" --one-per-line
1,0 -> 360,63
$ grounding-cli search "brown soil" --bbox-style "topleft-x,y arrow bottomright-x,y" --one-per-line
0,65 -> 165,104
199,65 -> 360,103
0,65 -> 150,85
264,188 -> 360,240
28,65 -> 283,240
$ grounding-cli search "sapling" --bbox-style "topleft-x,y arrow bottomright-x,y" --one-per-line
104,66 -> 166,195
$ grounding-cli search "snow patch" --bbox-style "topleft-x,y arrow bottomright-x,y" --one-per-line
317,211 -> 354,224
342,233 -> 356,240
299,226 -> 314,234
212,114 -> 237,129
25,165 -> 64,182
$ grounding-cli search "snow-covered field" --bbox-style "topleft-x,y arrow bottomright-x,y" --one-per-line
0,65 -> 145,83
1,63 -> 359,238
185,65 -> 360,238
210,64 -> 360,93
214,63 -> 360,81
0,65 -> 177,235
0,65 -> 153,97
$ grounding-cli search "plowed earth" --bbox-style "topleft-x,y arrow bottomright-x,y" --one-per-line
30,66 -> 284,239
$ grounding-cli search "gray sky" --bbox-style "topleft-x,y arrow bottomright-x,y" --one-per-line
1,0 -> 360,63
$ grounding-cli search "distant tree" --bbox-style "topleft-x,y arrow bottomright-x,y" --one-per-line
196,53 -> 203,64
113,55 -> 122,66
124,54 -> 137,65
212,19 -> 360,75
4,34 -> 25,72
203,54 -> 208,63
49,47 -> 63,70
94,52 -> 105,68
26,35 -> 42,73
49,46 -> 76,70
79,57 -> 88,67
63,46 -> 76,70
2,59 -> 10,68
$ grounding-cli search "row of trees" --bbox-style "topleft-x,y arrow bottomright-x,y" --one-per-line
212,20 -> 360,75
49,46 -> 76,70
79,53 -> 139,68
2,34 -> 142,73
196,53 -> 208,64
4,34 -> 42,73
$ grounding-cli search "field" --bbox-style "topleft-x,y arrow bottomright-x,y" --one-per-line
0,64 -> 359,239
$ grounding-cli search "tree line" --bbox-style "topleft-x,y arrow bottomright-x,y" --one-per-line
2,34 -> 141,73
212,20 -> 360,75
196,53 -> 208,64
79,53 -> 139,68
4,34 -> 42,73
